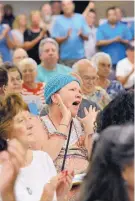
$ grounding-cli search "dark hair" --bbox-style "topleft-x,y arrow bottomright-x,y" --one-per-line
126,43 -> 134,51
79,124 -> 134,201
4,4 -> 13,12
1,62 -> 22,80
96,91 -> 134,133
106,6 -> 116,15
0,67 -> 8,88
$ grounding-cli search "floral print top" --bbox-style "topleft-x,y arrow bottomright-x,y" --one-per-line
83,86 -> 111,110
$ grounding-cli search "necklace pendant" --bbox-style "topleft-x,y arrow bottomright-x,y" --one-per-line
26,187 -> 32,195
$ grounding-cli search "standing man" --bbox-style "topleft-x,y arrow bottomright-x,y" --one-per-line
84,9 -> 97,59
96,7 -> 132,70
51,0 -> 89,67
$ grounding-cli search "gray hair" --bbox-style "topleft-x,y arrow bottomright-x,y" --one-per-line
72,59 -> 98,74
19,58 -> 37,72
39,38 -> 59,56
91,52 -> 112,69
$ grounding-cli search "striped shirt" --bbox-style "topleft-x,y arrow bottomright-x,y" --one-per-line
22,82 -> 46,104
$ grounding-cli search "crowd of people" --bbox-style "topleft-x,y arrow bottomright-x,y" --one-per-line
0,1 -> 134,201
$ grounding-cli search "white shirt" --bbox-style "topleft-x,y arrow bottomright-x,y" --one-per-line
84,26 -> 97,59
11,29 -> 24,44
116,58 -> 135,89
0,151 -> 57,201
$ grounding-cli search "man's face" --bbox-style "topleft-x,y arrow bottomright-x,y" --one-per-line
40,42 -> 59,68
86,11 -> 96,26
62,0 -> 74,16
107,9 -> 117,24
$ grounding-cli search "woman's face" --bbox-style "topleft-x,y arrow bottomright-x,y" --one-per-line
21,64 -> 37,84
97,57 -> 111,78
31,13 -> 41,26
19,15 -> 27,27
58,81 -> 82,117
12,111 -> 46,149
5,71 -> 22,94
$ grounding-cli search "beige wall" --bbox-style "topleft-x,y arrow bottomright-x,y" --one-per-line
1,1 -> 134,19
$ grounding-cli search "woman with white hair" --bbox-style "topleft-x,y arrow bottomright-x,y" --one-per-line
91,52 -> 124,99
19,58 -> 45,104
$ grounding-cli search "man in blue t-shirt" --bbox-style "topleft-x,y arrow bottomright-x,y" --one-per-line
37,38 -> 72,83
96,7 -> 132,70
51,0 -> 90,67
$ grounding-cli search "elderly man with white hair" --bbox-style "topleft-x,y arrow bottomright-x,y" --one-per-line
91,52 -> 124,99
19,57 -> 45,104
37,38 -> 72,83
13,48 -> 28,66
73,59 -> 110,110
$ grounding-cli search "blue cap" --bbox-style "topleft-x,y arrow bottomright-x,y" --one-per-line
44,74 -> 80,105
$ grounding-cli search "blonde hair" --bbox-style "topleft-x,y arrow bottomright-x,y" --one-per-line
29,10 -> 41,26
13,14 -> 27,29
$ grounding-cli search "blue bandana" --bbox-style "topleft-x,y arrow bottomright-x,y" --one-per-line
44,74 -> 80,105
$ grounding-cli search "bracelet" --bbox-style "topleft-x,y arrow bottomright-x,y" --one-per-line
53,131 -> 67,140
59,123 -> 68,127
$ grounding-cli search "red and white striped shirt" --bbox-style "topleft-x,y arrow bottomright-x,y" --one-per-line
22,82 -> 46,105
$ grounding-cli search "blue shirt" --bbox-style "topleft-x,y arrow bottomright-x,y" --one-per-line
107,80 -> 125,100
0,24 -> 12,62
51,13 -> 89,60
96,21 -> 132,65
36,63 -> 72,83
129,21 -> 134,40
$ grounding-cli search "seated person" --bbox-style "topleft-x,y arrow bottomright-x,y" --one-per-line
0,63 -> 43,115
13,48 -> 28,66
0,95 -> 73,201
19,58 -> 45,104
91,52 -> 124,100
116,43 -> 134,90
73,59 -> 111,109
37,38 -> 72,83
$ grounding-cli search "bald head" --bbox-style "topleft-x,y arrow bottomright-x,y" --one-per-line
13,48 -> 28,66
73,59 -> 98,93
73,59 -> 97,76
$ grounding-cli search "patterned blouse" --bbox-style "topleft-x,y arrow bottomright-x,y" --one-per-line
83,86 -> 111,110
41,116 -> 89,175
106,80 -> 125,100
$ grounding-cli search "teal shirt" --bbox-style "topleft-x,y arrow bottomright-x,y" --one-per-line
36,63 -> 72,83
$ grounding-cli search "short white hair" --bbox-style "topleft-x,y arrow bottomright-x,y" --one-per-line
91,52 -> 112,69
39,38 -> 59,56
19,58 -> 37,72
72,59 -> 98,74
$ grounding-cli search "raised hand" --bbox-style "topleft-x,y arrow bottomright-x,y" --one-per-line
67,28 -> 72,38
78,106 -> 99,127
55,94 -> 72,125
0,139 -> 25,196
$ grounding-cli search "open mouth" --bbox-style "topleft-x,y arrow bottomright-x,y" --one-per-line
72,101 -> 80,106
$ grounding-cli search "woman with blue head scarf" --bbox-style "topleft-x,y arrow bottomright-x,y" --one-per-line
41,74 -> 98,175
